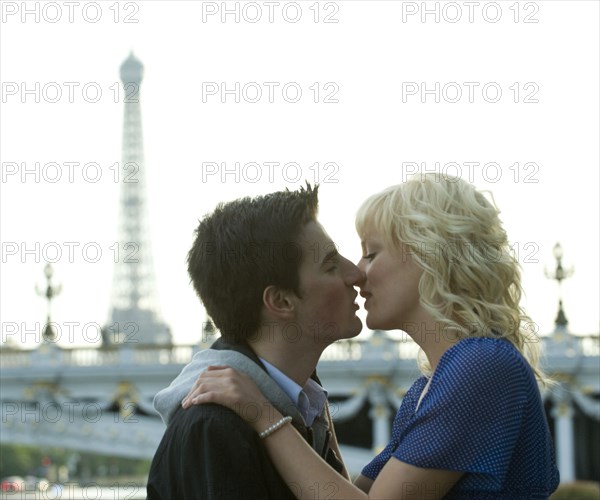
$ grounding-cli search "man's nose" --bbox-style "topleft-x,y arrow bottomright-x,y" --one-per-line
346,260 -> 365,287
356,256 -> 366,273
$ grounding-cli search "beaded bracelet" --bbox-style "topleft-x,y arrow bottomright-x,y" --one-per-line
259,415 -> 292,439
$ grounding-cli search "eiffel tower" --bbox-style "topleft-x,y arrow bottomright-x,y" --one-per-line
103,52 -> 172,346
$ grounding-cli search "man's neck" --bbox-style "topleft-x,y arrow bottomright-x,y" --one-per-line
250,341 -> 322,386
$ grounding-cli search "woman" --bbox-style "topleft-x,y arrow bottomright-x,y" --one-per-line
183,174 -> 560,499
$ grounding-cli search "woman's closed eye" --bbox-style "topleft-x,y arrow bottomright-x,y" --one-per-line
362,253 -> 376,262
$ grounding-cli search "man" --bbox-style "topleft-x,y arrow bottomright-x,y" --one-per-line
146,184 -> 364,499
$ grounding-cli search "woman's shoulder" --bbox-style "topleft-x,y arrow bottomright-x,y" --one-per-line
429,338 -> 536,409
443,337 -> 524,361
438,337 -> 530,381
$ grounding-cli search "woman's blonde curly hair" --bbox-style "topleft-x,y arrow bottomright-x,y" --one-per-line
356,173 -> 552,387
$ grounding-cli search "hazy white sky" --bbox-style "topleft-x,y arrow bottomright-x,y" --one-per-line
1,1 -> 598,348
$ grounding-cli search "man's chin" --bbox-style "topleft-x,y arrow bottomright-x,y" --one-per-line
365,316 -> 379,331
345,318 -> 363,339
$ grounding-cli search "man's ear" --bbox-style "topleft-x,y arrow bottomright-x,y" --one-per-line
262,285 -> 296,319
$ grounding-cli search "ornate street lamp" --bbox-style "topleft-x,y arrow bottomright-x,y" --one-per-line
545,243 -> 574,329
35,263 -> 62,343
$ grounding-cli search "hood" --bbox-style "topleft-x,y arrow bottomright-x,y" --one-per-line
153,345 -> 304,426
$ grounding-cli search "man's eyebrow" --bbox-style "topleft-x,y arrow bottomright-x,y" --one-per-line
321,248 -> 339,265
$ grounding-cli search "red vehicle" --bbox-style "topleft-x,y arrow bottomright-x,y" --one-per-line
1,476 -> 25,492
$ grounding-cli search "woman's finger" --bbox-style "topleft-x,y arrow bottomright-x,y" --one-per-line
206,364 -> 230,372
182,375 -> 204,406
182,366 -> 235,406
182,379 -> 227,408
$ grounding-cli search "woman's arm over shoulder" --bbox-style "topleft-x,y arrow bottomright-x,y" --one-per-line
354,475 -> 373,493
369,459 -> 463,500
183,365 -> 464,499
261,422 -> 463,500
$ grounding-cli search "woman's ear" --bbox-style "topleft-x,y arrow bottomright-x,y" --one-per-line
262,285 -> 296,320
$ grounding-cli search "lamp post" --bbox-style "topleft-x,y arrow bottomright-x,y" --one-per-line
544,243 -> 577,483
545,243 -> 574,329
36,263 -> 62,343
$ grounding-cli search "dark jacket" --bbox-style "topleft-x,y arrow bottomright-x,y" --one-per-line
146,339 -> 344,499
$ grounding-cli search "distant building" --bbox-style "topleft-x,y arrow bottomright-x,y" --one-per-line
103,52 -> 171,346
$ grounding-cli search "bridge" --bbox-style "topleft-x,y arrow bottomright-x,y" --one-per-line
1,330 -> 598,479
4,52 -> 596,482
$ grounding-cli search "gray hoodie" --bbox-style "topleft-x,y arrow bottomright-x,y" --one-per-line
153,343 -> 332,457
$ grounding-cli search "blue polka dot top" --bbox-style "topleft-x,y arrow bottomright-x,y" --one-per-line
361,338 -> 560,499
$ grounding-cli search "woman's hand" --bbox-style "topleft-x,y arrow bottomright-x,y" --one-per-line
181,365 -> 282,433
